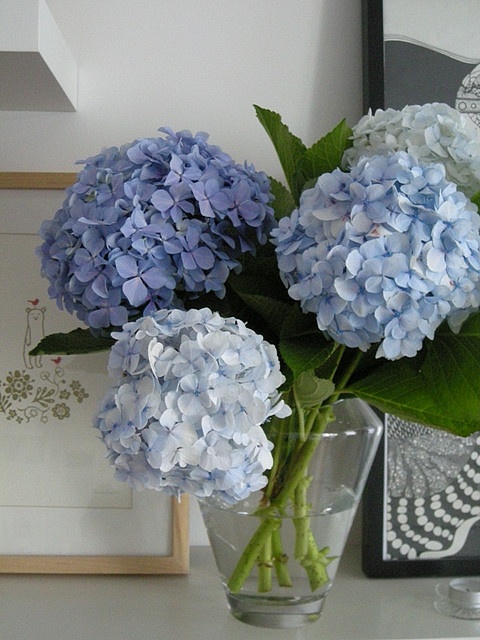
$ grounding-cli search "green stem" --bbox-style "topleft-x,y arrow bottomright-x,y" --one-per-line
272,527 -> 292,587
293,385 -> 307,440
263,411 -> 289,504
304,408 -> 319,439
227,515 -> 280,593
226,350 -> 366,595
272,408 -> 333,509
293,475 -> 312,560
300,540 -> 334,591
257,533 -> 273,592
226,406 -> 333,593
327,348 -> 365,404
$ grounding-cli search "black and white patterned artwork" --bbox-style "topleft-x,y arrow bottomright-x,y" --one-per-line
384,416 -> 480,562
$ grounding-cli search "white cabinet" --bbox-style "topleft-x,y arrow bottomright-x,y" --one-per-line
0,0 -> 77,111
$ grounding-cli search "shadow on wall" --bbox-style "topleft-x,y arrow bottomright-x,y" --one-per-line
308,1 -> 363,144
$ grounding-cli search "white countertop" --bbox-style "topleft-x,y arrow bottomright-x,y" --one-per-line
1,545 -> 479,640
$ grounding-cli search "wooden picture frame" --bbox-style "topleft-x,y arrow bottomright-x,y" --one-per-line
0,172 -> 189,574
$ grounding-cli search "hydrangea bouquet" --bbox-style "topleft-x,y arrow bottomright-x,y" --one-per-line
33,103 -> 480,596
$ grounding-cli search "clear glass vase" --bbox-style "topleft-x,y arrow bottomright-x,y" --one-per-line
198,398 -> 383,629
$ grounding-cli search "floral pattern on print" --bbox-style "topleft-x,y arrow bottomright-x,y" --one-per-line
0,301 -> 89,424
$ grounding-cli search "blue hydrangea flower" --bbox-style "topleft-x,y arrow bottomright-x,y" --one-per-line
37,129 -> 274,330
271,151 -> 480,360
345,103 -> 480,197
94,307 -> 291,502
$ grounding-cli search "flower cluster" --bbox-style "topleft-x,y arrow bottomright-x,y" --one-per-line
34,104 -> 480,510
33,104 -> 480,604
345,102 -> 480,197
272,151 -> 480,359
94,307 -> 290,501
37,128 -> 274,330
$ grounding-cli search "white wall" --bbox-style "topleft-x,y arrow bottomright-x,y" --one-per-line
0,0 -> 364,544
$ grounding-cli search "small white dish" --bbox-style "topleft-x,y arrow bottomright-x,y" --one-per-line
435,578 -> 480,620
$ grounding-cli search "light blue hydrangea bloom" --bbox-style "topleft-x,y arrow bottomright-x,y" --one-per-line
345,103 -> 480,197
37,129 -> 274,330
94,307 -> 291,502
271,151 -> 480,360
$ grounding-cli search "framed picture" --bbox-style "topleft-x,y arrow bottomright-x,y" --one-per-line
362,415 -> 480,577
361,0 -> 480,578
362,0 -> 480,115
0,172 -> 189,574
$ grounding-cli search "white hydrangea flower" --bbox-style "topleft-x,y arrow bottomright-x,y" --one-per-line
94,307 -> 291,502
345,103 -> 480,197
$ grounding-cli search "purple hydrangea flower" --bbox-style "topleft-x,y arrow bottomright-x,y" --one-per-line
94,307 -> 291,501
37,129 -> 274,330
271,151 -> 480,360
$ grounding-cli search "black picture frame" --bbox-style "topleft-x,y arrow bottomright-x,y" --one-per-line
362,414 -> 480,578
361,0 -> 480,578
361,0 -> 384,111
362,0 -> 480,115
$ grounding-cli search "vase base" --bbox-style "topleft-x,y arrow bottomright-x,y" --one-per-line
226,591 -> 327,628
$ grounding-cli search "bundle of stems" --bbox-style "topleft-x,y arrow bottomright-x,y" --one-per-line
226,400 -> 335,594
226,347 -> 366,594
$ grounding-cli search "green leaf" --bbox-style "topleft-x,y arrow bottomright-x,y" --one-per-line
228,257 -> 293,338
297,119 -> 352,184
235,293 -> 291,339
269,177 -> 297,220
347,316 -> 480,437
254,105 -> 306,203
280,304 -> 321,340
229,254 -> 290,303
470,189 -> 480,209
279,306 -> 337,377
280,338 -> 336,379
293,371 -> 335,409
29,328 -> 114,356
